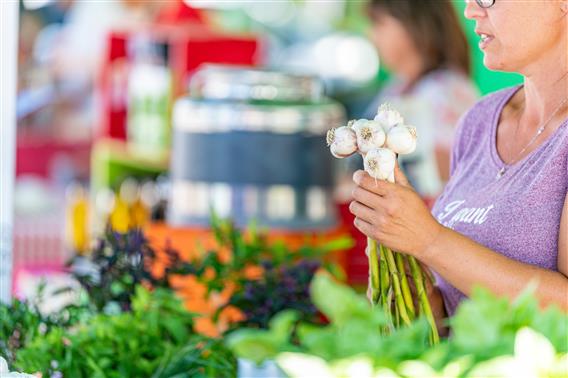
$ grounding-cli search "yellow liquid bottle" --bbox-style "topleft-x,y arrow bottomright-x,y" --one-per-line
110,195 -> 131,233
130,198 -> 149,228
66,183 -> 90,254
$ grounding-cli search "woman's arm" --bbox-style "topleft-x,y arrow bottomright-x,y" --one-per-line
350,168 -> 568,311
423,199 -> 568,309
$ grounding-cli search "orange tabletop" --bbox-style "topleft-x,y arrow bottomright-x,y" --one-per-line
143,222 -> 351,337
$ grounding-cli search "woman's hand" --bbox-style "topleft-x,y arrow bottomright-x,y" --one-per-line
349,165 -> 443,258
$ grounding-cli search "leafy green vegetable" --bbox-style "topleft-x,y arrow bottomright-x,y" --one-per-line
223,259 -> 323,331
151,336 -> 236,378
14,287 -> 235,378
446,286 -> 568,367
225,310 -> 301,365
227,272 -> 568,377
310,273 -> 380,327
0,286 -> 89,365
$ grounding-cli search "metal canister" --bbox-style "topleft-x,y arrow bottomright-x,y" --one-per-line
169,65 -> 345,229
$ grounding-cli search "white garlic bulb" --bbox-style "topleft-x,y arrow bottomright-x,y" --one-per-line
374,103 -> 404,132
351,119 -> 386,154
386,125 -> 417,155
327,126 -> 358,158
364,148 -> 396,181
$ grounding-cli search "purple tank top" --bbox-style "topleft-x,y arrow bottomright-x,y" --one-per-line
431,85 -> 568,316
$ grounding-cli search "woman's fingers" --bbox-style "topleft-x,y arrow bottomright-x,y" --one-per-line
353,216 -> 375,238
352,186 -> 387,209
353,170 -> 393,196
349,200 -> 376,224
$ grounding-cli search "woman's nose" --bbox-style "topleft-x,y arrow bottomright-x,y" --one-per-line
464,0 -> 487,20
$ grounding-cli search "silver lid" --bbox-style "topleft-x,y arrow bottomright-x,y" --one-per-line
189,64 -> 324,103
173,98 -> 345,135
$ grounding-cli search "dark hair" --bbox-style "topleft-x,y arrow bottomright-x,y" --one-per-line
368,0 -> 471,77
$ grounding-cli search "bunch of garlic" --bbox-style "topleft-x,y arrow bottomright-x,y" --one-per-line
326,103 -> 439,345
326,103 -> 417,182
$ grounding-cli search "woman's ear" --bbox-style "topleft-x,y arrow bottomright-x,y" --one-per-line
561,0 -> 568,14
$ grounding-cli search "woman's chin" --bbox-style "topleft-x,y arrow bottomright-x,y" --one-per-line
482,55 -> 511,73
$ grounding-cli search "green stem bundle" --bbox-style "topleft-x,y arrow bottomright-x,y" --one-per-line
367,241 -> 439,344
383,245 -> 411,326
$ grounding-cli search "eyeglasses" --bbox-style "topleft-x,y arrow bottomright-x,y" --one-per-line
467,0 -> 496,8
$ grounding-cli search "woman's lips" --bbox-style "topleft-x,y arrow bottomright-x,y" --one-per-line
477,32 -> 494,50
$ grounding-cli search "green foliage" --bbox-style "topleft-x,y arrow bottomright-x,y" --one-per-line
14,287 -> 235,378
310,273 -> 375,327
433,286 -> 568,371
151,337 -> 236,378
227,273 -> 419,365
223,259 -> 323,331
70,214 -> 350,331
0,298 -> 50,364
178,214 -> 351,295
227,273 -> 568,377
179,214 -> 351,330
300,274 -> 430,367
0,285 -> 90,365
5,214 -> 351,376
68,228 -> 174,313
225,310 -> 302,365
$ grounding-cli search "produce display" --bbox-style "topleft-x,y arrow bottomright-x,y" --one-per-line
0,219 -> 350,376
228,273 -> 568,378
327,103 -> 437,343
12,288 -> 236,378
6,1 -> 552,377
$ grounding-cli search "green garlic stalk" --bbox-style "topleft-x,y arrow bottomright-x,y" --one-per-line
368,237 -> 380,305
396,253 -> 416,319
408,255 -> 440,344
383,246 -> 411,326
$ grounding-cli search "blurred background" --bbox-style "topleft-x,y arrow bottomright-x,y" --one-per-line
4,0 -> 523,320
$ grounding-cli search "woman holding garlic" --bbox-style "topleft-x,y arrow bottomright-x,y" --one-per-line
349,0 -> 568,324
329,107 -> 441,340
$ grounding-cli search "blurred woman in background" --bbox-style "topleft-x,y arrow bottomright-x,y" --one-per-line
366,0 -> 479,201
